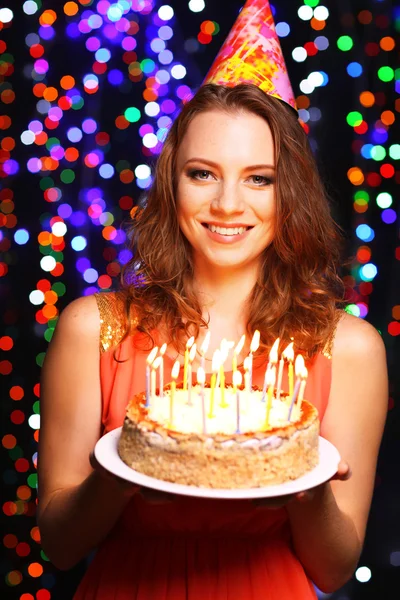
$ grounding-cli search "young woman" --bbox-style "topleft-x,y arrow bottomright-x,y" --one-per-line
37,84 -> 387,599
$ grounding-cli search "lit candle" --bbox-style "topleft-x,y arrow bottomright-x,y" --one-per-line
159,343 -> 167,398
297,365 -> 308,408
145,346 -> 159,406
282,342 -> 294,399
151,356 -> 162,403
261,365 -> 269,403
266,337 -> 279,376
219,339 -> 230,407
243,355 -> 251,412
183,336 -> 195,391
169,360 -> 180,427
233,370 -> 242,433
287,355 -> 305,420
208,349 -> 221,418
233,334 -> 245,378
264,366 -> 276,429
187,342 -> 197,406
197,366 -> 206,434
200,331 -> 211,371
262,338 -> 279,402
287,379 -> 301,421
276,344 -> 285,402
249,330 -> 260,389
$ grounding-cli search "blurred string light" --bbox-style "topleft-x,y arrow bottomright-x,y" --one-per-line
1,1 -> 194,594
280,3 -> 332,155
282,1 -> 397,327
188,0 -> 206,13
343,6 -> 398,328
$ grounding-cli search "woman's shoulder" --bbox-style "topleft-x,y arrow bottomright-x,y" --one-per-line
332,310 -> 386,360
56,294 -> 100,340
56,291 -> 129,352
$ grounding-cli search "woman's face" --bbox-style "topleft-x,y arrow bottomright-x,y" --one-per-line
175,109 -> 276,273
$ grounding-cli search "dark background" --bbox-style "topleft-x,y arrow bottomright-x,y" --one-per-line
1,0 -> 399,598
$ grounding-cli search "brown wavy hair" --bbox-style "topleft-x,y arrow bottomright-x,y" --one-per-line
119,84 -> 345,358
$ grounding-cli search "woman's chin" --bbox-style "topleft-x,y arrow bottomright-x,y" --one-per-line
197,252 -> 258,271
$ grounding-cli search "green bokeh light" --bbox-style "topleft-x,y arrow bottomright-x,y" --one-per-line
36,352 -> 46,367
354,190 -> 370,202
39,177 -> 54,191
27,474 -> 38,489
304,0 -> 320,6
346,111 -> 363,126
44,328 -> 54,342
124,107 -> 141,123
389,144 -> 400,159
345,304 -> 360,317
337,36 -> 353,51
46,137 -> 60,151
52,282 -> 66,296
60,169 -> 75,184
377,66 -> 394,82
371,145 -> 386,161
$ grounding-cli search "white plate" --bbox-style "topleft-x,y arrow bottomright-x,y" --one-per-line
94,426 -> 341,500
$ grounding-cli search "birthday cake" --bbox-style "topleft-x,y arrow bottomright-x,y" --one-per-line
118,383 -> 319,489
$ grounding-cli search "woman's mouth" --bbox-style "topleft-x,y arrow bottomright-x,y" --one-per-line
202,223 -> 253,243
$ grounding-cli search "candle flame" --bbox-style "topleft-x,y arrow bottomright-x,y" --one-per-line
301,366 -> 308,380
197,366 -> 205,385
189,343 -> 197,362
200,331 -> 210,355
186,336 -> 195,349
160,343 -> 167,356
295,354 -> 305,376
152,356 -> 162,370
243,356 -> 251,371
234,334 -> 246,355
233,370 -> 242,387
269,338 -> 280,364
265,365 -> 276,387
211,349 -> 221,373
146,346 -> 159,366
250,330 -> 260,353
282,341 -> 294,362
171,360 -> 180,380
220,338 -> 230,362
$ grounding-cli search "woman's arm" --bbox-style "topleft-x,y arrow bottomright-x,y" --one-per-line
37,296 -> 137,571
286,313 -> 388,592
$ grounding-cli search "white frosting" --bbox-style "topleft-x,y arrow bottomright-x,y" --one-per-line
147,386 -> 301,435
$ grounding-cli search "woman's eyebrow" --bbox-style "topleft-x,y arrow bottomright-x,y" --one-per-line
182,158 -> 275,170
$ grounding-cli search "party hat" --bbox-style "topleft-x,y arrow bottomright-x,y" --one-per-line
203,0 -> 296,111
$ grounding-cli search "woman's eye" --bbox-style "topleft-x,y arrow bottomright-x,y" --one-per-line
249,175 -> 273,186
189,169 -> 212,181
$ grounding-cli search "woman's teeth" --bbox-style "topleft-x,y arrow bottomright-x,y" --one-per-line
207,225 -> 248,236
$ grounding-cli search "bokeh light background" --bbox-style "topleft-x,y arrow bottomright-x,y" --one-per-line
0,0 -> 399,598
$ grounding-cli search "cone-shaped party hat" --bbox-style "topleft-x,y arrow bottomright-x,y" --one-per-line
203,0 -> 296,111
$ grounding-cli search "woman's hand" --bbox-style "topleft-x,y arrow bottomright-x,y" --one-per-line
251,460 -> 351,509
89,451 -> 175,504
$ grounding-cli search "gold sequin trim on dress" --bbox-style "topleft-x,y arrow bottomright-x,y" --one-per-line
95,291 -> 131,353
322,309 -> 343,359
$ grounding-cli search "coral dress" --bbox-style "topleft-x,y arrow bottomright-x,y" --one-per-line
74,292 -> 335,600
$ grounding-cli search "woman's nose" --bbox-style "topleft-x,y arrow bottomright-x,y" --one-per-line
210,183 -> 245,215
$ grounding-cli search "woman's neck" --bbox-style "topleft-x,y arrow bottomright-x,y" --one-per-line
193,260 -> 259,340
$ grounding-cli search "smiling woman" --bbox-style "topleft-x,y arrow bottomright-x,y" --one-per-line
176,110 -> 276,272
37,1 -> 387,597
124,84 -> 344,357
